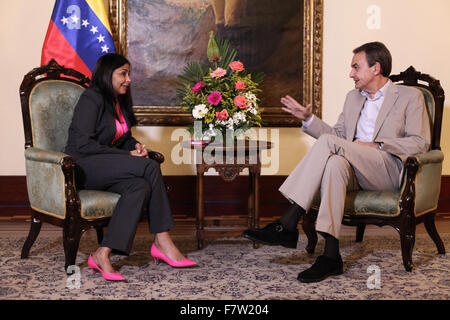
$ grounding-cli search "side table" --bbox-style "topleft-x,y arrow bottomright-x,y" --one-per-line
182,140 -> 272,249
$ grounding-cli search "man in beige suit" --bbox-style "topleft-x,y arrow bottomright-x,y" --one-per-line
244,42 -> 430,283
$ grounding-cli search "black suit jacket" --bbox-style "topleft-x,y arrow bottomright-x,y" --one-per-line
64,87 -> 139,160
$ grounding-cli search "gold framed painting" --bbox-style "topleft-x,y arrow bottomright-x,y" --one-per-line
109,0 -> 323,126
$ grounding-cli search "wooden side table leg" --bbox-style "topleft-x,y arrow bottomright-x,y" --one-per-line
247,171 -> 254,229
196,170 -> 204,249
254,171 -> 260,230
253,171 -> 261,249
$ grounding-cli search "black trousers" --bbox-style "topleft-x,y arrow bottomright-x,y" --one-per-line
75,154 -> 174,255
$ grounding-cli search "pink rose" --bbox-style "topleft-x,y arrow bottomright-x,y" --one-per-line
191,81 -> 205,93
208,91 -> 222,106
210,67 -> 227,78
234,80 -> 246,91
229,61 -> 245,72
216,109 -> 229,121
234,95 -> 248,109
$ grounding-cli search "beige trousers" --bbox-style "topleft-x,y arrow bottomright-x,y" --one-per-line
279,134 -> 402,238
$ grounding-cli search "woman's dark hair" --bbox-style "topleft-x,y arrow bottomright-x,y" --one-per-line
353,42 -> 392,77
90,53 -> 137,126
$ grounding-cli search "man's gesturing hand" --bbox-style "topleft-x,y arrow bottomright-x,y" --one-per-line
280,95 -> 313,121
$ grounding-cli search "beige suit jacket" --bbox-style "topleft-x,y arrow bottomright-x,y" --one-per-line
303,83 -> 431,163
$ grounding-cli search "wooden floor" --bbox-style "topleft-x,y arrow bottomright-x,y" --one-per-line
1,215 -> 450,238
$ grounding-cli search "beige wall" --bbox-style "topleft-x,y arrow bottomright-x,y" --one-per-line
1,0 -> 449,176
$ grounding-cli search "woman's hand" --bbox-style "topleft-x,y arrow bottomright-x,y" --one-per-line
280,95 -> 313,121
130,143 -> 149,158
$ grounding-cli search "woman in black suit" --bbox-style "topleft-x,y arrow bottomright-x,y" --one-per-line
65,53 -> 196,281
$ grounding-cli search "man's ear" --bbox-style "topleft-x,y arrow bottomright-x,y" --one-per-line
373,61 -> 382,75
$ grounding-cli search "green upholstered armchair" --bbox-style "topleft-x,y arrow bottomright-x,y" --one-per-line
302,66 -> 446,271
19,59 -> 165,272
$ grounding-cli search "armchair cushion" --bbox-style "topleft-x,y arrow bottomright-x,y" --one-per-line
29,80 -> 84,152
416,87 -> 435,129
340,150 -> 443,218
343,189 -> 401,217
79,190 -> 119,220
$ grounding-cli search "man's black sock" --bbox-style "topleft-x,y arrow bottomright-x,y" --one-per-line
279,203 -> 306,231
319,232 -> 340,260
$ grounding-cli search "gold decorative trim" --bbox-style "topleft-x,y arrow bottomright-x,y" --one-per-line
303,0 -> 323,119
31,205 -> 65,220
110,0 -> 128,57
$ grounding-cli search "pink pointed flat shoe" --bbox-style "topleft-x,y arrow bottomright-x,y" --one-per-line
150,244 -> 198,268
88,255 -> 126,281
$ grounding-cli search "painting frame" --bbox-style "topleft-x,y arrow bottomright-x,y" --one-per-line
109,0 -> 323,126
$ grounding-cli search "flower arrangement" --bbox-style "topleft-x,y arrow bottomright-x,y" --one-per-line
177,32 -> 264,142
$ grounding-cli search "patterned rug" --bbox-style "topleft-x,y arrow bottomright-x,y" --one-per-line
0,231 -> 448,300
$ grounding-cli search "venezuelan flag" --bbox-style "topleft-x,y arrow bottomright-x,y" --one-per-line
41,0 -> 116,78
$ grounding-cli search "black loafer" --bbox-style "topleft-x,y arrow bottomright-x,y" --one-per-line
297,255 -> 343,283
243,220 -> 298,248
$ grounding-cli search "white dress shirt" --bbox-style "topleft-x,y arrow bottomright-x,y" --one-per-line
355,80 -> 391,142
303,80 -> 391,144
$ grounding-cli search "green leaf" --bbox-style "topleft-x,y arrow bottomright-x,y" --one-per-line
215,36 -> 237,70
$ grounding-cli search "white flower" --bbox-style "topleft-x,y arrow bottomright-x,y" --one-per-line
244,92 -> 257,102
248,106 -> 258,115
216,118 -> 234,129
192,104 -> 208,119
232,111 -> 247,124
244,92 -> 258,109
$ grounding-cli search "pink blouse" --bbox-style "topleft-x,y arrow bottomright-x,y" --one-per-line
112,103 -> 129,144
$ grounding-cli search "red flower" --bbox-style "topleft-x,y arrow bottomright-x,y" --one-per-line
192,81 -> 205,93
216,109 -> 229,120
229,61 -> 245,72
208,91 -> 223,106
235,80 -> 246,91
234,95 -> 248,109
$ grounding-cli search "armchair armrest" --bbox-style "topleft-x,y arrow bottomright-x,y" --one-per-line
408,149 -> 444,165
25,147 -> 69,164
148,150 -> 165,164
402,149 -> 444,216
24,147 -> 77,219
